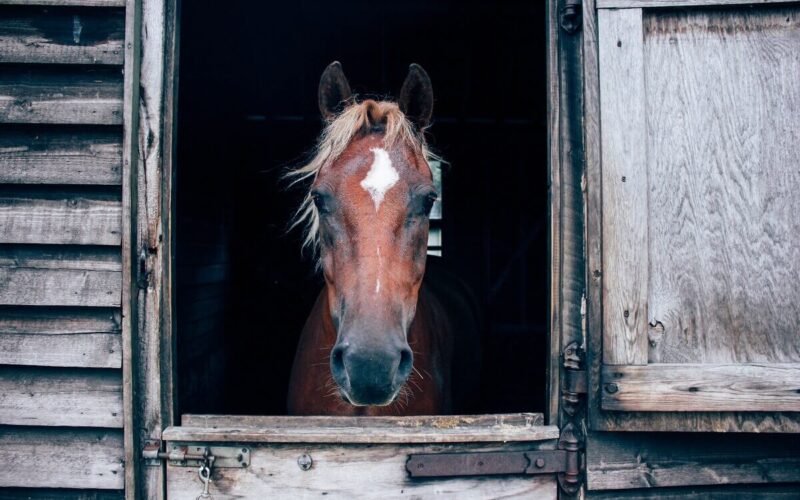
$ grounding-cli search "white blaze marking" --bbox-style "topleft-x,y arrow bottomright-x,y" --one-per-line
360,148 -> 399,211
375,246 -> 382,295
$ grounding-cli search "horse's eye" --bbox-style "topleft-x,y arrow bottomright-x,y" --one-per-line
422,192 -> 438,215
311,190 -> 330,213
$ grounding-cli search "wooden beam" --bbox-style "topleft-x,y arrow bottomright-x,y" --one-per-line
0,127 -> 122,185
0,367 -> 122,427
601,364 -> 800,412
0,189 -> 121,245
0,7 -> 124,65
168,414 -> 558,444
0,427 -> 123,489
0,306 -> 121,334
587,432 -> 800,490
598,8 -> 649,366
0,67 -> 122,124
0,489 -> 123,499
598,0 -> 793,8
0,0 -> 124,6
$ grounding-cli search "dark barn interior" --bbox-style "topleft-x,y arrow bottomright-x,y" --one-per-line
175,0 -> 548,416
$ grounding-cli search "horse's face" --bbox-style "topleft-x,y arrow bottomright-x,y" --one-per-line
311,63 -> 435,406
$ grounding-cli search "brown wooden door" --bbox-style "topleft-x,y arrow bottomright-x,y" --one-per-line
585,0 -> 800,433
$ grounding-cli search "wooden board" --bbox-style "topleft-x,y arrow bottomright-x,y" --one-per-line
0,489 -> 124,499
599,0 -> 793,7
0,66 -> 122,124
0,188 -> 121,245
0,427 -> 123,489
0,248 -> 121,306
644,6 -> 800,365
0,367 -> 122,427
167,441 -> 557,500
587,432 -> 800,490
598,8 -> 649,366
0,331 -> 121,367
0,6 -> 124,65
0,306 -> 120,334
0,126 -> 122,185
587,484 -> 800,499
602,364 -> 800,411
0,0 -> 123,6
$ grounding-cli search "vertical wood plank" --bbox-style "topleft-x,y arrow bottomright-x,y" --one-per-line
598,8 -> 649,365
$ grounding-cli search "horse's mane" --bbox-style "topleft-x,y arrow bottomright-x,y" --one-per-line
286,99 -> 435,256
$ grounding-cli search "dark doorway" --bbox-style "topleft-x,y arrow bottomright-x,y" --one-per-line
175,0 -> 548,416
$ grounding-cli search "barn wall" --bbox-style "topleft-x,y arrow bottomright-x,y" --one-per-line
0,0 -> 126,497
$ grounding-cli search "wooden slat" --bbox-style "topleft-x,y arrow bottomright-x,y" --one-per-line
169,414 -> 558,444
587,432 -> 800,490
0,489 -> 124,499
0,189 -> 121,245
0,127 -> 122,185
602,364 -> 800,411
0,6 -> 124,65
0,367 -> 122,427
587,485 -> 800,499
598,8 -> 649,366
166,442 -> 556,500
0,427 -> 123,489
0,247 -> 121,307
0,306 -> 120,334
599,0 -> 792,8
0,1 -> 124,6
0,67 -> 122,124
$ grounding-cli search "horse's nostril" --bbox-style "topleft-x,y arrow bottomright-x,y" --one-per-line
330,344 -> 347,377
397,347 -> 413,381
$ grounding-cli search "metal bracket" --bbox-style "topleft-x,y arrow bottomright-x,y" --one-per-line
142,440 -> 249,468
406,449 -> 569,478
559,0 -> 583,34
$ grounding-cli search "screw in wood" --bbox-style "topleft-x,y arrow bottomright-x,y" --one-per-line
297,453 -> 313,471
605,383 -> 619,394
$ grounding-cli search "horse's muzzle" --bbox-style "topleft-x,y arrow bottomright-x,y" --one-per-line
330,341 -> 413,406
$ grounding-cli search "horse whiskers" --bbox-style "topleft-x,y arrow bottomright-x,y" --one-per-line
412,365 -> 424,380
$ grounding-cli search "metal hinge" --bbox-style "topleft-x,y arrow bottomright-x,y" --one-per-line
406,448 -> 575,478
142,439 -> 250,468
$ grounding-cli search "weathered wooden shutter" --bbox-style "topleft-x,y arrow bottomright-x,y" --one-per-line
585,0 -> 800,432
0,0 -> 129,496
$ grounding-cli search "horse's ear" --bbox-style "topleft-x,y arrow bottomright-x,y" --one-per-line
318,61 -> 352,120
398,63 -> 433,129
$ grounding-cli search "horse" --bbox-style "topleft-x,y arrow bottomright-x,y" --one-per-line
286,62 -> 480,416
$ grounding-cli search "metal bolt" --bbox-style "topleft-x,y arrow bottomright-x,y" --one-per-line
297,453 -> 313,471
623,309 -> 630,318
535,458 -> 546,468
605,383 -> 619,394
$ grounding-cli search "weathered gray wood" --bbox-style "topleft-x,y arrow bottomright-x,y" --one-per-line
0,127 -> 122,185
166,442 -> 557,500
587,485 -> 800,499
0,332 -> 120,367
599,0 -> 792,7
0,489 -> 123,499
0,428 -> 123,489
645,6 -> 800,365
0,189 -> 121,245
0,306 -> 120,334
0,245 -> 121,270
587,432 -> 800,490
598,8 -> 649,366
602,364 -> 800,411
0,0 -> 123,5
0,7 -> 124,65
174,414 -> 556,443
0,67 -> 122,124
0,264 -> 121,307
0,367 -> 122,427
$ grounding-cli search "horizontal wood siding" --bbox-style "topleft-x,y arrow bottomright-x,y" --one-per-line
0,367 -> 122,427
0,427 -> 123,489
0,126 -> 122,185
0,1 -> 126,496
0,6 -> 124,64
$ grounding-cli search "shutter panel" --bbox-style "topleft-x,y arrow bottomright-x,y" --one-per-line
586,1 -> 800,431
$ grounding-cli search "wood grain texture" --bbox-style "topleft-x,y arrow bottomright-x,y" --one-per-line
0,489 -> 123,499
0,66 -> 122,124
587,432 -> 800,490
602,364 -> 800,411
599,0 -> 792,8
174,414 -> 556,444
645,6 -> 800,365
0,6 -> 124,64
166,442 -> 557,500
0,188 -> 121,245
598,8 -> 649,366
0,427 -> 123,489
0,126 -> 122,185
0,332 -> 121,367
587,484 -> 800,499
0,247 -> 121,306
0,367 -> 122,427
0,306 -> 121,334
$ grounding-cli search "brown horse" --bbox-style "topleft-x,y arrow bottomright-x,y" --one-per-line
287,62 -> 480,416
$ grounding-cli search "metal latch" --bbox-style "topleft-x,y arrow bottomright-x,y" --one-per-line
142,440 -> 250,468
406,450 -> 570,478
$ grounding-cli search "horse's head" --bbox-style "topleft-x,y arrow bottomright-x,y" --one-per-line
291,62 -> 436,406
